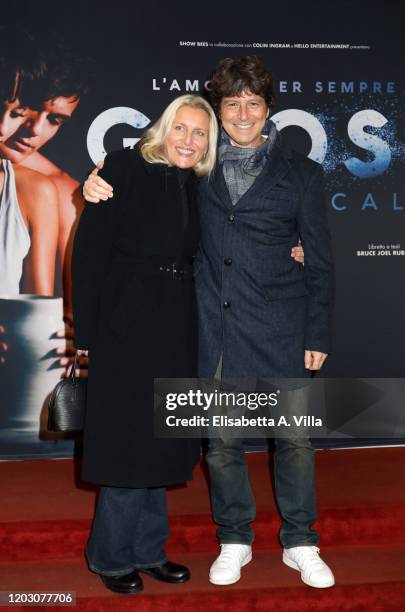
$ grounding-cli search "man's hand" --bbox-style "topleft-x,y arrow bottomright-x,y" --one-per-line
83,161 -> 113,203
304,350 -> 327,371
291,240 -> 304,264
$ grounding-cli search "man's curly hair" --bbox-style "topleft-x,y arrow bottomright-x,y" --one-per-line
209,55 -> 275,116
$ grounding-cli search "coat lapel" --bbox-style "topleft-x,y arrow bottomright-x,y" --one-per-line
210,161 -> 233,209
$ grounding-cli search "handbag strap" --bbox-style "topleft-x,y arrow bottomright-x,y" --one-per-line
68,353 -> 80,381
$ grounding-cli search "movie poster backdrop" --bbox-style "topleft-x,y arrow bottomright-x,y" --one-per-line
0,0 -> 403,458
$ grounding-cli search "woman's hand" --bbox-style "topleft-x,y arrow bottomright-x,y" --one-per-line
75,349 -> 89,377
56,318 -> 77,377
83,162 -> 114,203
291,240 -> 304,265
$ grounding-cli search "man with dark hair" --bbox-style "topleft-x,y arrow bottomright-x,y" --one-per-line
209,55 -> 275,118
196,55 -> 334,588
82,55 -> 335,589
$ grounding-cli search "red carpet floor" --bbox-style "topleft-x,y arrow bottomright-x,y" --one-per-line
1,448 -> 405,610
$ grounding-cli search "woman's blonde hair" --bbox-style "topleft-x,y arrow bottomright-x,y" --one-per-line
139,94 -> 218,176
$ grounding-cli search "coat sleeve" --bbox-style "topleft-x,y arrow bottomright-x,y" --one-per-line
71,150 -> 128,349
296,163 -> 335,354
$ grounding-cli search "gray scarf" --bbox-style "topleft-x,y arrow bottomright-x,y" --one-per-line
218,120 -> 278,205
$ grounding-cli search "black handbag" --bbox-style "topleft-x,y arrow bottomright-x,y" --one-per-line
47,353 -> 87,432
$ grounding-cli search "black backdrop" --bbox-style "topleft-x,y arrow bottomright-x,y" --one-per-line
1,0 -> 404,457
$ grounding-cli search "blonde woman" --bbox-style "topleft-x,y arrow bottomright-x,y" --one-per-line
72,95 -> 218,595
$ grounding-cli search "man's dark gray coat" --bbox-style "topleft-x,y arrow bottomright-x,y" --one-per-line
195,133 -> 334,379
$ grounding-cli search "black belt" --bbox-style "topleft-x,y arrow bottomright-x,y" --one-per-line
111,258 -> 194,281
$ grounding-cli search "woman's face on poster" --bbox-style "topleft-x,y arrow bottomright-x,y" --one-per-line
0,100 -> 28,144
0,95 -> 79,163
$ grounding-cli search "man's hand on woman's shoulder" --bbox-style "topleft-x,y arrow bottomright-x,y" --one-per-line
83,161 -> 113,203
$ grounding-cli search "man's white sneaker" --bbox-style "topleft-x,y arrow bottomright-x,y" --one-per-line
209,543 -> 252,585
283,546 -> 335,588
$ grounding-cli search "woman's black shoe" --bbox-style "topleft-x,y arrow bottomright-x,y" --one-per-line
139,561 -> 190,583
100,570 -> 143,594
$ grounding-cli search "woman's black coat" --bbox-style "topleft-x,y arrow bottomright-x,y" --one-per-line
72,148 -> 200,488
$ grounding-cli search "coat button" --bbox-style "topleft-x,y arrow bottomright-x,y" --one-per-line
224,258 -> 232,266
223,301 -> 231,309
228,214 -> 235,223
